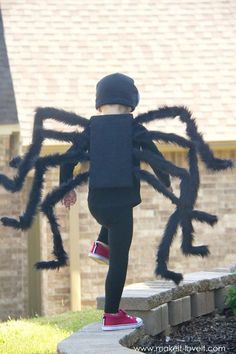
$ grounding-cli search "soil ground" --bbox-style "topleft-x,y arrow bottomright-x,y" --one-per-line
132,308 -> 236,354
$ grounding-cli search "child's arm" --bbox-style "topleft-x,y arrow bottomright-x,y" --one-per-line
60,146 -> 78,209
59,144 -> 79,184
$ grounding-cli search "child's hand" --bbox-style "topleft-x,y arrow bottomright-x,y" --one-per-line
61,190 -> 77,209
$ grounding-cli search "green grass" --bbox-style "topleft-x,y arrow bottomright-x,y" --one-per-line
0,309 -> 103,354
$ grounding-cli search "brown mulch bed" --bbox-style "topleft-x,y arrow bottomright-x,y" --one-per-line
132,308 -> 236,353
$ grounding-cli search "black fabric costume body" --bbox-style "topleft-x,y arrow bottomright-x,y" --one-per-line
0,73 -> 233,286
60,114 -> 171,208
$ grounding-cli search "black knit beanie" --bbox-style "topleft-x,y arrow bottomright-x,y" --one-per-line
95,73 -> 139,112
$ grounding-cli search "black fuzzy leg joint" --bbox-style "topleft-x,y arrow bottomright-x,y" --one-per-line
0,136 -> 43,192
9,156 -> 22,168
35,172 -> 89,270
1,150 -> 89,230
1,163 -> 46,230
134,105 -> 233,171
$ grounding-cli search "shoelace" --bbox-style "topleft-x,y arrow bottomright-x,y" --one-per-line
119,309 -> 133,319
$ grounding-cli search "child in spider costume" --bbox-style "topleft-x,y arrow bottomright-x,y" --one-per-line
61,73 -> 172,265
60,73 -> 173,329
0,73 -> 233,330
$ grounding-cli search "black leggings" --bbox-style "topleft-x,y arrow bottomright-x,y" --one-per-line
97,225 -> 109,244
88,204 -> 133,313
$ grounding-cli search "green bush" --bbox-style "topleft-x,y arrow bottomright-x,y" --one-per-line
224,274 -> 236,315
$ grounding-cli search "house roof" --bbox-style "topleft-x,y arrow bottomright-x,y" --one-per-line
0,10 -> 18,125
1,1 -> 235,144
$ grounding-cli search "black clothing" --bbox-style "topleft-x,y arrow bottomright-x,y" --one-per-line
97,226 -> 108,244
88,180 -> 141,208
89,114 -> 133,189
95,73 -> 139,112
89,204 -> 133,313
58,114 -> 172,312
59,114 -> 171,207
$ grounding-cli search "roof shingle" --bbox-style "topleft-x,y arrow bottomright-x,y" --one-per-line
1,0 -> 235,143
0,9 -> 18,125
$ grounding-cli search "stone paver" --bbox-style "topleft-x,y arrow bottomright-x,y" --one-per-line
128,303 -> 169,336
191,291 -> 215,318
97,271 -> 233,311
57,322 -> 145,354
183,271 -> 234,291
168,295 -> 191,326
214,285 -> 231,311
97,288 -> 174,311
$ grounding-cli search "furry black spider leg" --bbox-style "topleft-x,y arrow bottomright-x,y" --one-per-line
180,215 -> 210,257
2,128 -> 88,193
156,209 -> 183,285
136,130 -> 217,255
0,107 -> 89,193
9,156 -> 22,168
134,127 -> 202,202
136,129 -> 198,204
133,148 -> 209,283
134,166 -> 189,284
134,168 -> 178,205
41,129 -> 84,144
35,107 -> 89,128
134,129 -> 192,150
190,210 -> 218,226
134,106 -> 233,171
134,147 -> 194,221
0,136 -> 43,192
133,148 -> 190,189
1,150 -> 89,230
132,124 -> 171,187
136,146 -> 214,249
180,147 -> 217,257
179,146 -> 206,256
36,206 -> 69,270
1,163 -> 46,230
134,167 -> 192,283
36,171 -> 89,270
8,129 -> 85,170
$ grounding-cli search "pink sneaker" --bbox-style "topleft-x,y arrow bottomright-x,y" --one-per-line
102,309 -> 143,331
88,241 -> 109,265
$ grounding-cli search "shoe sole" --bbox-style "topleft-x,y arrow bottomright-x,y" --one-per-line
88,252 -> 109,265
102,320 -> 143,331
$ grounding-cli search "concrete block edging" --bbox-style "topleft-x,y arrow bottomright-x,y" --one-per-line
57,267 -> 235,354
